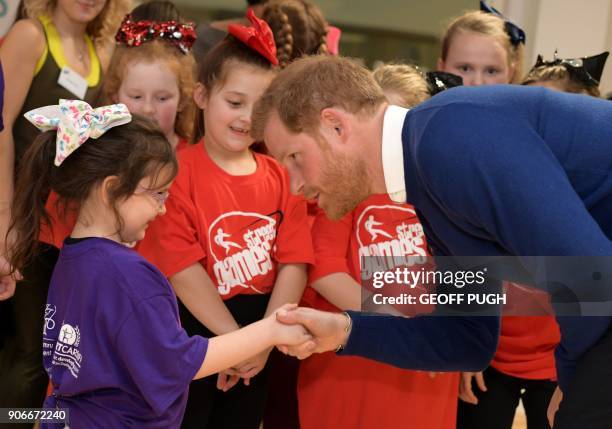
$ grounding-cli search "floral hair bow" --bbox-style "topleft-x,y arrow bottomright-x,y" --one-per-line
24,99 -> 132,166
116,14 -> 197,54
228,8 -> 278,66
480,1 -> 526,46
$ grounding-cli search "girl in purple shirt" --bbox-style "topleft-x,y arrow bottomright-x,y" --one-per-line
5,101 -> 312,429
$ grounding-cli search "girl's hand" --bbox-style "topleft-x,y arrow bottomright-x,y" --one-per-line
547,386 -> 563,428
0,255 -> 21,301
216,368 -> 241,392
276,307 -> 349,359
232,348 -> 272,385
271,304 -> 314,347
230,305 -> 314,384
0,278 -> 16,301
459,371 -> 487,405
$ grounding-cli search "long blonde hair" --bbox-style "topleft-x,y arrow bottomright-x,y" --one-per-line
24,0 -> 131,44
441,10 -> 524,83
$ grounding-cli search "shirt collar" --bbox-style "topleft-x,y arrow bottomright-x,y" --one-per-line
381,105 -> 409,203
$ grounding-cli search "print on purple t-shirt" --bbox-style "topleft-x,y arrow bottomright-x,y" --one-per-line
42,238 -> 208,429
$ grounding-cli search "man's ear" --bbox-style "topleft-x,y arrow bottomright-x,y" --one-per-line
436,57 -> 444,71
193,83 -> 208,110
320,107 -> 351,144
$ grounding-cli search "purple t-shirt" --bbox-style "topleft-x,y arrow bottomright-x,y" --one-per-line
41,238 -> 208,428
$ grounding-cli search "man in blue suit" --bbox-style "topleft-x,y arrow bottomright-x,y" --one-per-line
251,55 -> 612,428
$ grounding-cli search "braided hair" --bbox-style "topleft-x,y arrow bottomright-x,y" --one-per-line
262,0 -> 328,68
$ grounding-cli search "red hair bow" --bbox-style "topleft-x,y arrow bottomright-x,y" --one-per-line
116,15 -> 197,54
326,26 -> 342,56
228,9 -> 278,66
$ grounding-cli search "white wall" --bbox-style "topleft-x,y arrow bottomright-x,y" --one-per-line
501,0 -> 612,94
602,0 -> 612,94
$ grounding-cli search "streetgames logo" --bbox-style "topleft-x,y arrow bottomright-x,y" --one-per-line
52,323 -> 83,378
356,205 -> 428,280
209,211 -> 280,295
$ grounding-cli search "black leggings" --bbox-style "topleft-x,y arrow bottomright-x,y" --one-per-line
179,293 -> 271,429
555,323 -> 612,429
0,244 -> 59,429
457,366 -> 556,429
263,350 -> 300,429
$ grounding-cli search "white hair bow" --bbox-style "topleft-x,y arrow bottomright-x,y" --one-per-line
24,99 -> 132,166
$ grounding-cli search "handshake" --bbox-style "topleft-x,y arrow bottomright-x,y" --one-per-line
273,304 -> 352,359
216,305 -> 353,392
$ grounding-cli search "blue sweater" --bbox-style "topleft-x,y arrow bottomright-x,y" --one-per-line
342,85 -> 612,391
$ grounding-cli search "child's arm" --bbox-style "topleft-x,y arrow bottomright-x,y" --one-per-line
194,306 -> 313,379
265,263 -> 307,316
311,272 -> 405,316
231,263 -> 307,381
170,263 -> 240,335
310,272 -> 363,311
307,206 -> 362,310
0,20 -> 46,258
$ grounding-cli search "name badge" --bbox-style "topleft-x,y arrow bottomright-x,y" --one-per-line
57,66 -> 88,100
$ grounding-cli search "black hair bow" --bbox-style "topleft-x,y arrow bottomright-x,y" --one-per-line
480,1 -> 526,46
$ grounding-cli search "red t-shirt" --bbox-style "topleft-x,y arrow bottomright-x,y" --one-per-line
39,192 -> 76,249
138,142 -> 314,299
175,137 -> 190,152
299,194 -> 458,429
39,137 -> 192,249
492,283 -> 560,380
305,194 -> 434,316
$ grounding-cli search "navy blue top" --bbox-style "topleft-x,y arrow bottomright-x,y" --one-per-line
342,85 -> 612,391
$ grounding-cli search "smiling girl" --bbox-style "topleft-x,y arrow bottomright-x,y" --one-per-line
138,11 -> 314,429
6,101 -> 311,428
0,0 -> 128,413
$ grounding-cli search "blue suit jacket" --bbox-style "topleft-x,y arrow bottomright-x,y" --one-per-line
342,85 -> 612,391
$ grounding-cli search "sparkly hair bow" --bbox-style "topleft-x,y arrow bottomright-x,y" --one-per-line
531,50 -> 610,87
116,14 -> 197,54
24,99 -> 132,166
480,1 -> 526,46
228,8 -> 278,65
425,71 -> 463,96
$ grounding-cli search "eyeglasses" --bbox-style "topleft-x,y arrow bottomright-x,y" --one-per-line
137,185 -> 170,209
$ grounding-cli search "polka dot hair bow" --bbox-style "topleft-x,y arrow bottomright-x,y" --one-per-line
24,99 -> 132,166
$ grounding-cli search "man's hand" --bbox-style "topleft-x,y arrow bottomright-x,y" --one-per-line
0,255 -> 20,301
275,307 -> 350,359
547,386 -> 563,428
459,371 -> 487,405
